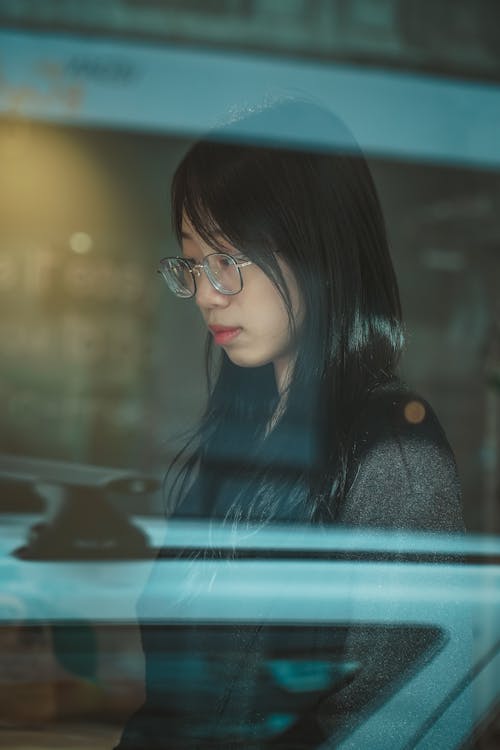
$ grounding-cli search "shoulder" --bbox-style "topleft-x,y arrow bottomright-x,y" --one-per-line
337,381 -> 464,532
352,382 -> 450,456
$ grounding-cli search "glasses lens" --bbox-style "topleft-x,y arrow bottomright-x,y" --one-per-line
206,254 -> 242,294
159,259 -> 195,298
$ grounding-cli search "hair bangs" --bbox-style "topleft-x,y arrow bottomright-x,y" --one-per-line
171,160 -> 230,253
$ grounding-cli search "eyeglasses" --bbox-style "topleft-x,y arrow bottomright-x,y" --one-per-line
157,253 -> 252,298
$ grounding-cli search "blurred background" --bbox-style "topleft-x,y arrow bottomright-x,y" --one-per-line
0,0 -> 499,532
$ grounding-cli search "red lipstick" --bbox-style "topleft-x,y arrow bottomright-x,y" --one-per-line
208,325 -> 242,346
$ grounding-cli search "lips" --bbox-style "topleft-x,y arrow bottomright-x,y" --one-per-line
208,325 -> 242,346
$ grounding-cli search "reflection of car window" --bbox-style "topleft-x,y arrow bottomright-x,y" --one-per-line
140,624 -> 443,745
11,621 -> 432,748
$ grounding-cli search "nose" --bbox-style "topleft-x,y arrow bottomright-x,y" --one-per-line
194,270 -> 231,312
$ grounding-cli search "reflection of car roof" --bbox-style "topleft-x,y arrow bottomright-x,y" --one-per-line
2,514 -> 500,620
0,453 -> 154,488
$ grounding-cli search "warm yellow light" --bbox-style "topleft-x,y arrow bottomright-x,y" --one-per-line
404,400 -> 426,425
69,231 -> 93,254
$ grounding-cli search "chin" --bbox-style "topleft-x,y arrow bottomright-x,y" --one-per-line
224,349 -> 271,369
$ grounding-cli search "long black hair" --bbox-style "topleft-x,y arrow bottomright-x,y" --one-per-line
166,100 -> 404,524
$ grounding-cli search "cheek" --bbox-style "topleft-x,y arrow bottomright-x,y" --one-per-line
250,285 -> 290,335
240,262 -> 303,343
250,297 -> 296,356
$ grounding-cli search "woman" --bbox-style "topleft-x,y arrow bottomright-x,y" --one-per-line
116,101 -> 464,748
159,100 -> 462,532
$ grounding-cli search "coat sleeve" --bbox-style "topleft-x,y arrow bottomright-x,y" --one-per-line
315,389 -> 466,741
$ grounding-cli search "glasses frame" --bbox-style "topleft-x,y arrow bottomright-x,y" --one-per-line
157,252 -> 253,298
